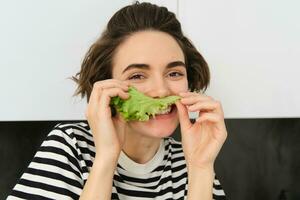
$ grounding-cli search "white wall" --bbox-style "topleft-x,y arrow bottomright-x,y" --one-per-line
0,0 -> 132,121
0,0 -> 299,121
178,0 -> 300,118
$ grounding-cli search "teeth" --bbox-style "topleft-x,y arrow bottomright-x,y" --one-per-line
156,106 -> 172,115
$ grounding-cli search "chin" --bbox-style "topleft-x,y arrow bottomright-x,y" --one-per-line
128,105 -> 179,138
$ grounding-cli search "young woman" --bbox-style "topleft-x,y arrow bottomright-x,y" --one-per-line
8,2 -> 227,200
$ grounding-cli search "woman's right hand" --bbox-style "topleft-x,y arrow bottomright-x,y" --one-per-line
85,79 -> 130,162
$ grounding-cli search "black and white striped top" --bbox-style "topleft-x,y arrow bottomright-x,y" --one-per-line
7,122 -> 226,199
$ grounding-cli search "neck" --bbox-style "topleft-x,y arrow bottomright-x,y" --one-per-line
122,129 -> 161,164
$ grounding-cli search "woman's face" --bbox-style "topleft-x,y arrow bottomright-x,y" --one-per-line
112,30 -> 188,138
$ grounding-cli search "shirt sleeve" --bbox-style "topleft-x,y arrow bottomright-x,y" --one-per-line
7,126 -> 84,200
213,175 -> 226,200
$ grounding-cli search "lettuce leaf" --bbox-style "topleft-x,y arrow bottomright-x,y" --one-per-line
110,86 -> 181,121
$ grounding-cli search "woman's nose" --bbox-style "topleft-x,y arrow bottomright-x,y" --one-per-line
146,79 -> 171,98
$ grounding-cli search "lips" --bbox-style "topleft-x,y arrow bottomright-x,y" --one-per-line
150,104 -> 177,120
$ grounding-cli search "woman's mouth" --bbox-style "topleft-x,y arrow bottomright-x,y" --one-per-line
149,104 -> 177,120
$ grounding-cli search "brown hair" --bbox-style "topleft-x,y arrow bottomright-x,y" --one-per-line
70,1 -> 210,103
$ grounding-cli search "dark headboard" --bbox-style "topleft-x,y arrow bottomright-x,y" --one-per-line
1,119 -> 299,200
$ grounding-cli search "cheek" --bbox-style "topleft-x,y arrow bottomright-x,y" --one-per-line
170,79 -> 189,94
128,84 -> 147,93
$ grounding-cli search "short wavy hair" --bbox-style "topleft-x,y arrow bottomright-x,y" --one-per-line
71,1 -> 210,103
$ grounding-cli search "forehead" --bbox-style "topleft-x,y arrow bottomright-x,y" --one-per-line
112,31 -> 185,74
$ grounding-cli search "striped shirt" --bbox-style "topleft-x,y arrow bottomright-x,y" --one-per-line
7,122 -> 226,199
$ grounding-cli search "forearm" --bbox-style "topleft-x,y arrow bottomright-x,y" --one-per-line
187,166 -> 215,200
79,155 -> 118,200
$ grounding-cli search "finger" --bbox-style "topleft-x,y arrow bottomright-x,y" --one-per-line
187,100 -> 220,112
99,88 -> 130,115
179,92 -> 196,98
175,101 -> 192,130
88,79 -> 126,112
196,113 -> 227,139
94,80 -> 129,92
93,80 -> 129,104
86,84 -> 102,118
179,91 -> 205,97
180,95 -> 212,106
196,112 -> 221,124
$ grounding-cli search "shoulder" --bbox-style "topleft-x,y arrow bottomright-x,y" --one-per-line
51,121 -> 92,141
45,121 -> 95,151
53,121 -> 91,136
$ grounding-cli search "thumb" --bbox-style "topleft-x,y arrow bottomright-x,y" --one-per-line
175,101 -> 192,131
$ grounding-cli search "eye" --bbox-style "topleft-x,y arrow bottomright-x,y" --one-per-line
168,71 -> 184,77
128,73 -> 145,80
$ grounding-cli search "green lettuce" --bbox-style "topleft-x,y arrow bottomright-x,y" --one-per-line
110,86 -> 181,121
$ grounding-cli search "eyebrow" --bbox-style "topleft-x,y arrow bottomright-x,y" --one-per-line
122,61 -> 186,74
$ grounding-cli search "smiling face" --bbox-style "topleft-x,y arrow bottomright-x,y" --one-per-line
112,30 -> 189,138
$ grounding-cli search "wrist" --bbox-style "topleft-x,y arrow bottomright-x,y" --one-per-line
187,162 -> 214,172
81,153 -> 117,199
94,153 -> 119,168
186,164 -> 215,200
187,164 -> 215,179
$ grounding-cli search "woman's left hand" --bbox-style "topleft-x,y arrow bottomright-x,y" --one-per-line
175,91 -> 227,170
